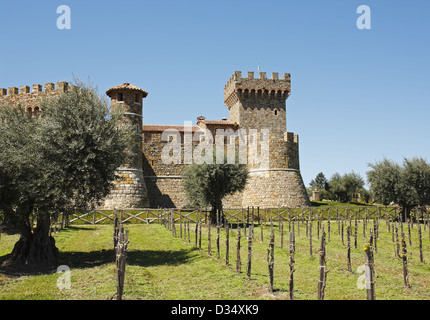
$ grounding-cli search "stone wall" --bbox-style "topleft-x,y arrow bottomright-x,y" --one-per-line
103,169 -> 149,209
0,81 -> 68,114
241,169 -> 310,208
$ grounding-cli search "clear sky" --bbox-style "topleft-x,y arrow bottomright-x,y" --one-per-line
1,0 -> 429,187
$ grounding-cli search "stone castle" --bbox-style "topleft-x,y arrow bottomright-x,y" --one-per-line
0,71 -> 311,209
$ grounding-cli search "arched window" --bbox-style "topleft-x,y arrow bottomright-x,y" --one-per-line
274,109 -> 278,116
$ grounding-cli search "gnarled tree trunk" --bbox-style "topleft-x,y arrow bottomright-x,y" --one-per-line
210,200 -> 225,226
10,216 -> 58,268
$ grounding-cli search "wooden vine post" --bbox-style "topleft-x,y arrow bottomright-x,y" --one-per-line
309,219 -> 313,258
395,223 -> 400,258
195,214 -> 199,248
225,223 -> 230,265
236,226 -> 241,273
401,232 -> 411,288
115,225 -> 129,300
216,219 -> 221,259
267,224 -> 275,292
208,220 -> 212,256
364,230 -> 376,300
199,215 -> 202,251
247,224 -> 253,279
187,217 -> 190,243
260,208 -> 264,243
347,226 -> 352,271
418,222 -> 424,263
318,226 -> 328,300
289,232 -> 295,300
354,215 -> 358,249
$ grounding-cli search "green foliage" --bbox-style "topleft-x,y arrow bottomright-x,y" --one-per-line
403,157 -> 430,206
327,171 -> 366,203
367,157 -> 430,209
309,172 -> 329,190
182,161 -> 249,210
0,79 -> 130,227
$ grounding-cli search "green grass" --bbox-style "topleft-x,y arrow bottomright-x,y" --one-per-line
1,218 -> 430,300
0,225 -> 266,300
311,201 -> 374,207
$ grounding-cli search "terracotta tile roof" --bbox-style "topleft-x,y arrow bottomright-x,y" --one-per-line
142,124 -> 202,132
106,83 -> 148,97
199,119 -> 236,125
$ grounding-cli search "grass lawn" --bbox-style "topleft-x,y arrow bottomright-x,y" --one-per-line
0,224 -> 268,300
1,217 -> 430,300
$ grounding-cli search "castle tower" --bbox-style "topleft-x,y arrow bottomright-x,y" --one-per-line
224,71 -> 310,208
103,83 -> 150,208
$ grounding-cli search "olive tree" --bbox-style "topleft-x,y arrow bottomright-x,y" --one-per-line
367,157 -> 430,220
182,159 -> 249,225
0,80 -> 130,267
328,171 -> 366,203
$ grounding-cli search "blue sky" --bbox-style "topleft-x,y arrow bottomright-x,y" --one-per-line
1,0 -> 429,187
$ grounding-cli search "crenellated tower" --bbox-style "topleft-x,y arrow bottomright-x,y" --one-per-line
102,83 -> 150,208
224,71 -> 310,208
0,81 -> 68,116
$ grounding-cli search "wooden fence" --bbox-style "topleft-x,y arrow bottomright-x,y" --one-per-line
52,205 -> 430,229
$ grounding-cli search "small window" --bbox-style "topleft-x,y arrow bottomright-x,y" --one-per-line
135,94 -> 139,103
274,109 -> 278,116
118,92 -> 123,101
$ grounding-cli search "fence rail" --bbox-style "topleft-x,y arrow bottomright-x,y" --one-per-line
51,205 -> 430,229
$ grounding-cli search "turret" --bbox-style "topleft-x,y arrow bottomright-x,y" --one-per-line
224,71 -> 310,208
224,71 -> 290,134
103,83 -> 149,208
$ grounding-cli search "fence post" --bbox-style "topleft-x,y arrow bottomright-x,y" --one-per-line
309,219 -> 313,258
208,219 -> 212,256
195,214 -> 199,248
289,232 -> 295,300
318,225 -> 328,300
401,232 -> 410,288
267,224 -> 275,292
236,225 -> 242,273
395,223 -> 400,258
113,211 -> 119,250
347,226 -> 352,271
115,225 -> 129,300
418,222 -> 424,263
364,230 -> 376,300
247,224 -> 253,279
226,223 -> 230,265
217,221 -> 221,259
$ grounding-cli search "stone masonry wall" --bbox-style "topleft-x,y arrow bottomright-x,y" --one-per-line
242,169 -> 310,208
0,81 -> 68,113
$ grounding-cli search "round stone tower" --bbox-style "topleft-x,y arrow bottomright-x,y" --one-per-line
103,83 -> 149,208
224,71 -> 311,208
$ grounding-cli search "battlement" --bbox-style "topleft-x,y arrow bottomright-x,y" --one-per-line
284,132 -> 299,144
0,81 -> 68,97
224,71 -> 291,108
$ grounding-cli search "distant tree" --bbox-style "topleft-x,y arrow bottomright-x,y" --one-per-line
328,173 -> 347,202
182,158 -> 249,225
367,157 -> 430,220
328,172 -> 366,203
309,172 -> 329,190
403,157 -> 430,206
0,79 -> 130,267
